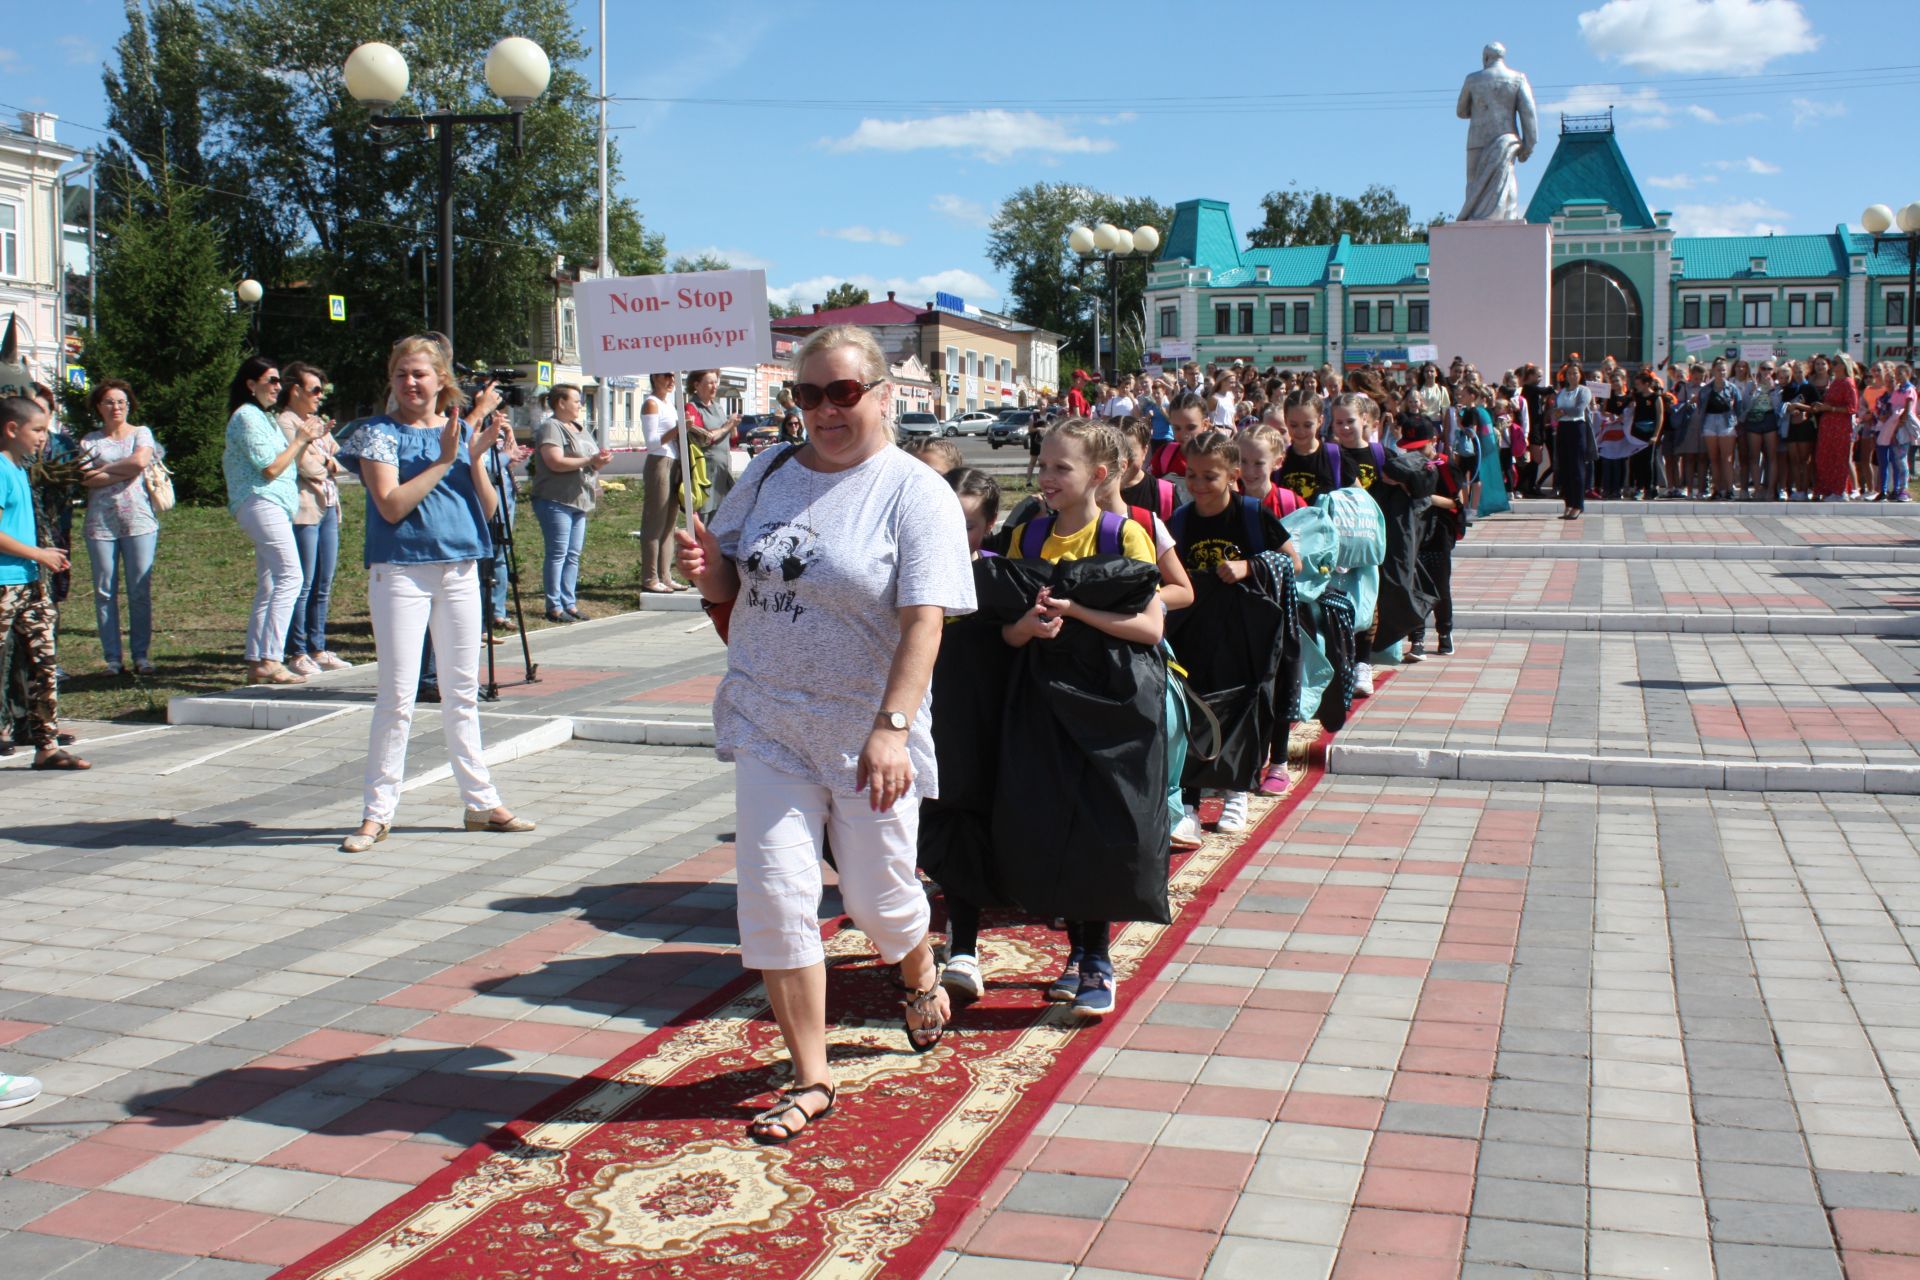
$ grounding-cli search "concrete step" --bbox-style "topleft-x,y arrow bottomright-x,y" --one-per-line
1326,742 -> 1920,795
1451,609 -> 1920,637
1504,497 -> 1920,518
1455,542 -> 1920,562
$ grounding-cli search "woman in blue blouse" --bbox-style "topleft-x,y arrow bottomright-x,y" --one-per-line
223,357 -> 323,685
335,336 -> 534,855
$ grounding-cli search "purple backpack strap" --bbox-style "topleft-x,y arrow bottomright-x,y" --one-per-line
1020,514 -> 1055,560
1096,509 -> 1129,556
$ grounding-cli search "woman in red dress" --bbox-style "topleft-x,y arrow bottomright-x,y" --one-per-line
1811,354 -> 1860,500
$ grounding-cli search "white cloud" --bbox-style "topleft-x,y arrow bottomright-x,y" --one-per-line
0,48 -> 21,70
768,270 -> 1000,312
1645,173 -> 1697,190
1669,199 -> 1792,236
1791,97 -> 1846,127
1685,104 -> 1765,126
674,246 -> 774,272
1578,0 -> 1820,74
824,110 -> 1114,163
930,194 -> 991,227
819,226 -> 907,247
1540,84 -> 1674,130
1710,155 -> 1781,175
55,35 -> 98,66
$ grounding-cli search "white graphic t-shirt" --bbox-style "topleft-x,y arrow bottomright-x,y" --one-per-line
710,445 -> 976,796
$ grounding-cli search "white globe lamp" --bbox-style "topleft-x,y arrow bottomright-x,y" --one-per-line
1862,204 -> 1895,235
1133,225 -> 1161,255
1068,225 -> 1096,257
1111,228 -> 1135,256
343,42 -> 409,109
1093,223 -> 1121,254
485,37 -> 551,109
236,279 -> 264,305
1899,202 -> 1920,236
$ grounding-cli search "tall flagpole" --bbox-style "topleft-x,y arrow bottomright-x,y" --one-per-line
594,0 -> 611,448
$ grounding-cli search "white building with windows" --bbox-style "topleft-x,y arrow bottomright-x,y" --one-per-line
1,113 -> 80,382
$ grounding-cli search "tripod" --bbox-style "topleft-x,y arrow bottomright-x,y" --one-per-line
477,432 -> 538,700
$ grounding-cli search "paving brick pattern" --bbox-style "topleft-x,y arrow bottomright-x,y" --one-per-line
1452,559 -> 1920,616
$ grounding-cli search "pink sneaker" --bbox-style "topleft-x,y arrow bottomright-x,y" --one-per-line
286,654 -> 321,677
1258,764 -> 1293,796
312,651 -> 353,671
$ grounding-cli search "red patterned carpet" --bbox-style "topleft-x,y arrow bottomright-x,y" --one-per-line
273,748 -> 1337,1280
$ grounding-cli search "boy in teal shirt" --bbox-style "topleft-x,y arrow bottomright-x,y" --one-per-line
0,396 -> 88,770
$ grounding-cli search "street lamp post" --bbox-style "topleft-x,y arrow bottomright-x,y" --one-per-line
236,277 -> 264,348
343,37 -> 551,354
1069,221 -> 1160,384
1862,202 -> 1920,363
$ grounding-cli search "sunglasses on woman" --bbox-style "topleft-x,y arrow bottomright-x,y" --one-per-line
792,378 -> 882,410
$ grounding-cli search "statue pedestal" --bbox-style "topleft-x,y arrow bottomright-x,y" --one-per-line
1428,219 -> 1551,377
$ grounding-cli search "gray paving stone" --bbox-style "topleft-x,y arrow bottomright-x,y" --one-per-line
1815,1170 -> 1920,1212
1488,1078 -> 1588,1116
1379,1101 -> 1484,1138
0,1128 -> 70,1176
0,1177 -> 83,1228
0,1229 -> 100,1277
1701,1160 -> 1821,1205
1482,1107 -> 1587,1150
1464,1217 -> 1587,1272
43,1243 -> 197,1280
163,1261 -> 277,1280
1470,1175 -> 1588,1228
1476,1141 -> 1589,1185
1000,1172 -> 1126,1219
1696,1126 -> 1813,1168
1146,1002 -> 1238,1030
1709,1242 -> 1844,1279
1707,1198 -> 1837,1249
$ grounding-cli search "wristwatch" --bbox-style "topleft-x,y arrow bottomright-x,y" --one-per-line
875,710 -> 909,732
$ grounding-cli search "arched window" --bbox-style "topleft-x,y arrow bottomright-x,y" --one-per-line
1551,261 -> 1642,369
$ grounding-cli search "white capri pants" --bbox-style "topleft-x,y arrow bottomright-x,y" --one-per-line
234,496 -> 303,663
361,560 -> 503,825
733,751 -> 930,971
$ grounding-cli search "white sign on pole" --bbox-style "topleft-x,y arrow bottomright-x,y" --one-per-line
573,269 -> 770,541
1406,343 -> 1440,363
1158,340 -> 1195,361
1682,333 -> 1714,353
575,269 -> 771,378
1738,342 -> 1777,362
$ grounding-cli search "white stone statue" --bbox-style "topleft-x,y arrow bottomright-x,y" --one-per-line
1457,42 -> 1539,222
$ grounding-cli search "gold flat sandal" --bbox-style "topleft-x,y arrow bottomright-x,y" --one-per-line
340,824 -> 388,854
465,810 -> 536,833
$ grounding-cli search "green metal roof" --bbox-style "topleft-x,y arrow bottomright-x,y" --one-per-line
1524,125 -> 1656,229
1235,245 -> 1334,287
1841,229 -> 1920,277
1342,243 -> 1430,287
1159,199 -> 1240,273
1673,233 -> 1848,280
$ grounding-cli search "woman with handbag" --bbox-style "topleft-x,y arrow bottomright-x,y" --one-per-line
79,378 -> 162,676
224,356 -> 323,685
276,362 -> 350,674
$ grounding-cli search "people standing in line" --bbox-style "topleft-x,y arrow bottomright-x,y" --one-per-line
275,363 -> 349,675
79,379 -> 159,676
1736,360 -> 1778,501
529,384 -> 611,624
1697,359 -> 1742,501
1782,359 -> 1818,499
1628,368 -> 1668,502
674,323 -> 974,1144
1518,364 -> 1554,496
335,335 -> 533,856
1799,354 -> 1858,501
685,369 -> 741,517
1874,363 -> 1916,501
0,396 -> 87,771
1552,360 -> 1593,520
639,372 -> 683,594
224,357 -> 322,686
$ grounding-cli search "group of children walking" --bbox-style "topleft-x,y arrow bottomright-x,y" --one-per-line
916,384 -> 1465,1024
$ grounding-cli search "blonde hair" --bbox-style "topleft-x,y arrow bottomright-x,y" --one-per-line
794,323 -> 888,385
1045,416 -> 1121,476
388,335 -> 464,415
1331,391 -> 1380,425
1237,425 -> 1285,462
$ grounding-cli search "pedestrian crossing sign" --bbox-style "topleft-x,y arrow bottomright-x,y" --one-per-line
329,295 -> 347,322
536,361 -> 553,389
66,367 -> 87,391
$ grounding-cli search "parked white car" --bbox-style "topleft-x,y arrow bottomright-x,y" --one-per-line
943,411 -> 999,437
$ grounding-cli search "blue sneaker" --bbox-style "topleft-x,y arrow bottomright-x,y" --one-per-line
1072,958 -> 1118,1019
1047,948 -> 1085,1002
0,1074 -> 43,1109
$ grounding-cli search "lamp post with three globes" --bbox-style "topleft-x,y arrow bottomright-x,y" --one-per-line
1069,221 -> 1160,385
1861,202 -> 1920,363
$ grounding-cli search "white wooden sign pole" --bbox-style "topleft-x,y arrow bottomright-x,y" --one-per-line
676,377 -> 695,536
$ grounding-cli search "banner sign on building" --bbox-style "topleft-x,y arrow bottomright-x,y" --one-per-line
1157,340 -> 1195,361
1407,343 -> 1440,363
1681,333 -> 1714,353
1738,343 -> 1777,362
575,269 -> 771,377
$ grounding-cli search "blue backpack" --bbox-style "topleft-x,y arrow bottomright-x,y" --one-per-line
1169,495 -> 1268,561
1019,509 -> 1130,559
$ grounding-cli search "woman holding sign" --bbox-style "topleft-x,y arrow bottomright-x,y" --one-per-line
675,325 -> 975,1144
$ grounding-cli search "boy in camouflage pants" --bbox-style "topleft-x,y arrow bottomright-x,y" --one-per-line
0,396 -> 87,770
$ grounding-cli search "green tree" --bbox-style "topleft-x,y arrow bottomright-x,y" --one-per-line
1246,183 -> 1447,248
822,282 -> 869,311
985,182 -> 1171,370
86,172 -> 249,505
99,1 -> 213,218
667,252 -> 731,273
768,299 -> 803,319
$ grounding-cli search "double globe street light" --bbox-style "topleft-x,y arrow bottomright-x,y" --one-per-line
1862,202 -> 1920,365
343,36 -> 552,351
1069,221 -> 1160,384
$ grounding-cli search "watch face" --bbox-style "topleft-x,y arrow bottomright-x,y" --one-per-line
884,712 -> 908,730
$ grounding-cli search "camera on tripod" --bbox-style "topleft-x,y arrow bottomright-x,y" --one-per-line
456,362 -> 529,409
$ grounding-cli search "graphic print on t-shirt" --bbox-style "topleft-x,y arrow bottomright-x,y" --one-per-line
1187,537 -> 1243,574
740,519 -> 819,621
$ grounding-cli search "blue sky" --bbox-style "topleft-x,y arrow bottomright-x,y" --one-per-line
3,0 -> 1914,310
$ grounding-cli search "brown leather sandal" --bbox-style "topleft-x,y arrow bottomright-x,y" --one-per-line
747,1081 -> 836,1145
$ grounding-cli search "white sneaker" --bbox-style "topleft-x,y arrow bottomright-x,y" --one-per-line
1171,806 -> 1204,849
0,1073 -> 43,1109
313,651 -> 353,671
940,953 -> 984,1002
287,654 -> 321,677
1217,791 -> 1250,834
1353,662 -> 1375,698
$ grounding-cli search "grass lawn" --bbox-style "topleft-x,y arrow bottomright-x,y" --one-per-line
54,479 -> 657,724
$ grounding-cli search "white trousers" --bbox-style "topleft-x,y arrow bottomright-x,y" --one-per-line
732,752 -> 929,971
362,560 -> 502,825
234,497 -> 303,663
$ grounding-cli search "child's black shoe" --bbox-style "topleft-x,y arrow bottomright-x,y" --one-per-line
1047,949 -> 1085,1002
1438,635 -> 1455,656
